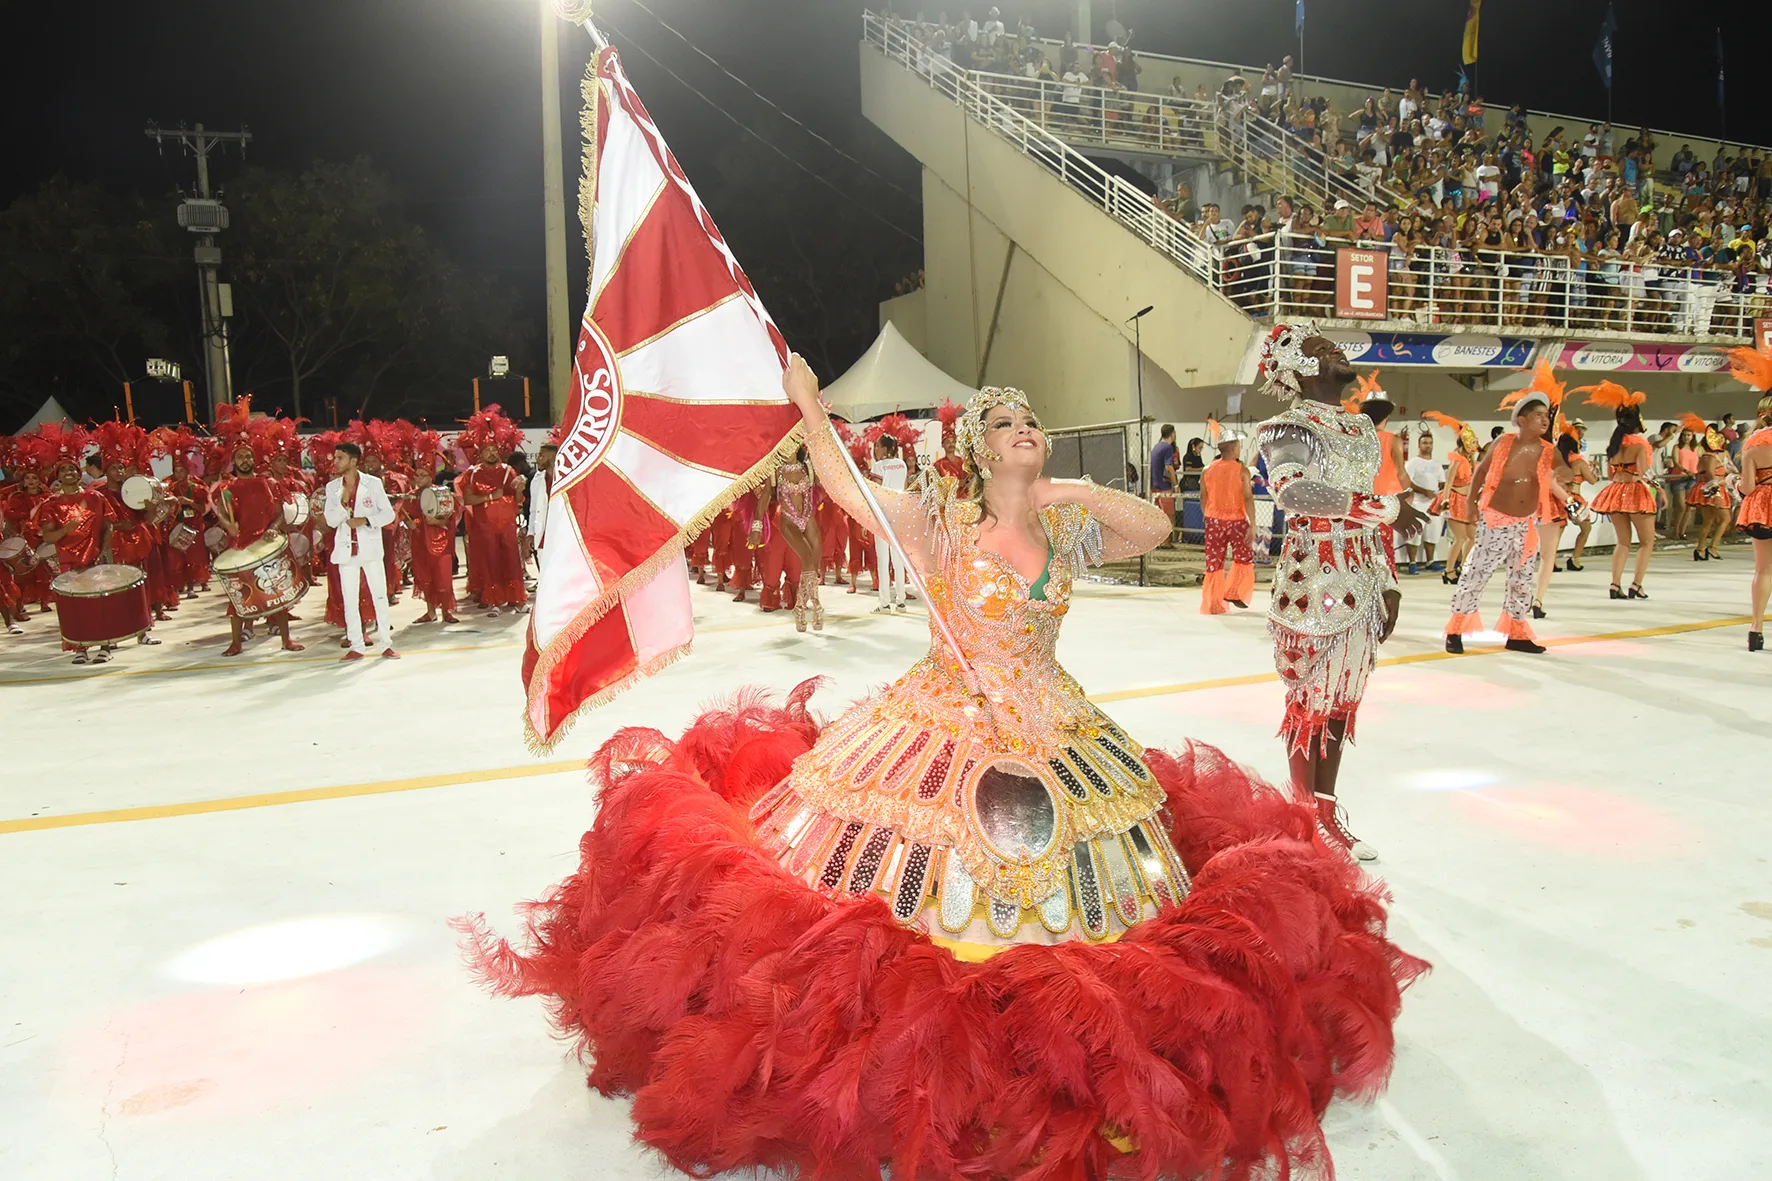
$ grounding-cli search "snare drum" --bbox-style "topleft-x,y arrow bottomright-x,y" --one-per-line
168,523 -> 199,553
213,533 -> 308,619
34,543 -> 60,574
283,495 -> 311,528
204,526 -> 228,556
289,532 -> 312,563
0,537 -> 34,573
120,475 -> 165,511
51,564 -> 151,647
418,486 -> 457,523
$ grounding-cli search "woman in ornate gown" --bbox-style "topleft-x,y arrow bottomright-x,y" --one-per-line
463,357 -> 1425,1181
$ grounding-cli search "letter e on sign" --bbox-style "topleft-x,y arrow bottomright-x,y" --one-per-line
1335,249 -> 1388,321
1757,318 -> 1772,353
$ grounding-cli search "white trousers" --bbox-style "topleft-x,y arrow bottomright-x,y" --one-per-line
339,559 -> 392,654
874,537 -> 907,606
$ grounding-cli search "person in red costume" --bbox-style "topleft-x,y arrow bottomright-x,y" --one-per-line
92,421 -> 172,632
454,405 -> 527,617
462,357 -> 1426,1181
265,424 -> 315,587
406,428 -> 461,625
933,399 -> 967,482
211,407 -> 304,657
1,441 -> 54,613
31,434 -> 117,663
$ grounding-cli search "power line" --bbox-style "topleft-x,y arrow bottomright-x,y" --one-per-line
599,18 -> 922,245
619,0 -> 921,204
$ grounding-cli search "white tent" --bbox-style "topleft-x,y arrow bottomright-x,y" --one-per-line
17,397 -> 73,433
822,322 -> 975,422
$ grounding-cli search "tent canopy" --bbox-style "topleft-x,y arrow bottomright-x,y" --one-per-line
17,397 -> 73,434
823,322 -> 975,421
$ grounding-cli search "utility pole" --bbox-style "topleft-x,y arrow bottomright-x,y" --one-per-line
145,122 -> 252,423
541,0 -> 574,426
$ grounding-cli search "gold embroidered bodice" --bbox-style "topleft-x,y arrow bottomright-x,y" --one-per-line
750,480 -> 1190,947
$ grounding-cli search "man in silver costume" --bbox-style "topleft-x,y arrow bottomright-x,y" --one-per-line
1254,325 -> 1422,861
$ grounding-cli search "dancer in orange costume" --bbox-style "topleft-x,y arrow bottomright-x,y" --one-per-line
1684,421 -> 1735,563
1726,344 -> 1772,651
1347,372 -> 1407,578
1580,381 -> 1656,600
1531,416 -> 1598,619
1198,431 -> 1255,614
1423,411 -> 1478,583
1445,364 -> 1576,654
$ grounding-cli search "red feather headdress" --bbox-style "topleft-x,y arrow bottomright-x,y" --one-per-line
92,420 -> 149,471
457,404 -> 523,456
935,400 -> 963,445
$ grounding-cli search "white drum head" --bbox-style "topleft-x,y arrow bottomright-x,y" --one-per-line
52,563 -> 146,596
121,475 -> 158,510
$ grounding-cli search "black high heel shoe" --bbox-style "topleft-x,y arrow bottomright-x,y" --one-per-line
1609,584 -> 1626,599
1750,631 -> 1764,652
1629,583 -> 1649,599
1707,548 -> 1722,561
1694,548 -> 1708,561
1564,557 -> 1584,572
1530,602 -> 1546,619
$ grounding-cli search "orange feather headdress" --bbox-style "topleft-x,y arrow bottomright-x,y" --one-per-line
1726,343 -> 1772,393
1497,361 -> 1567,415
1574,380 -> 1646,411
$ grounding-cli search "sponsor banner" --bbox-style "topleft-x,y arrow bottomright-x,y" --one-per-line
1548,341 -> 1731,373
1756,318 -> 1772,352
1323,330 -> 1535,368
1334,249 -> 1388,320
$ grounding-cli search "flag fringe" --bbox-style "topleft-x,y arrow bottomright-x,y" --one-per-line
580,56 -> 599,265
524,636 -> 695,756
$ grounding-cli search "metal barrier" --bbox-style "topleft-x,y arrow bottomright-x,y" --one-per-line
1217,233 -> 1771,337
865,13 -> 1759,344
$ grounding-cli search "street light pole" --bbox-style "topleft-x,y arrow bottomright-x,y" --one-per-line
1128,304 -> 1154,587
540,0 -> 574,426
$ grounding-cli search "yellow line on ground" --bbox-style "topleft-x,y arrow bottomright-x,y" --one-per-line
0,761 -> 585,835
2,612 -> 1748,836
1089,614 -> 1749,703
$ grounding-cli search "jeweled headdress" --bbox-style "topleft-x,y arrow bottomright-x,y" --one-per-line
1257,321 -> 1320,399
955,386 -> 1048,471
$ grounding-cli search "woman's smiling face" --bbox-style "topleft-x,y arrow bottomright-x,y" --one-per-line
979,404 -> 1045,477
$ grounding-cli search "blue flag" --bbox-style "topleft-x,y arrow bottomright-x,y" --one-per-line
1716,27 -> 1726,109
1593,4 -> 1617,90
1295,0 -> 1305,38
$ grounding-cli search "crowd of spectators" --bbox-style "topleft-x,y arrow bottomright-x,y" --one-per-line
880,8 -> 1772,336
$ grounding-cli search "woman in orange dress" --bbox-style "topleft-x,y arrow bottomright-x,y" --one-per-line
1684,425 -> 1735,563
1533,426 -> 1599,618
1424,411 -> 1478,582
1728,345 -> 1772,651
1581,383 -> 1655,599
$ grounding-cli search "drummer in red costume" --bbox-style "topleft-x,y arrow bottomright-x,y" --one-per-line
30,429 -> 119,663
162,430 -> 212,597
211,404 -> 303,657
1,438 -> 54,614
92,422 -> 172,632
454,405 -> 527,617
407,427 -> 461,625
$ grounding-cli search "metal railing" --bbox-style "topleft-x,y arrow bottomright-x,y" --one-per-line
966,67 -> 1409,216
866,14 -> 1759,344
875,13 -> 1219,287
1216,234 -> 1769,337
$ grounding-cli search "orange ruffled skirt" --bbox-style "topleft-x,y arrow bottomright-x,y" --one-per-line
1740,485 -> 1772,529
1591,480 -> 1656,516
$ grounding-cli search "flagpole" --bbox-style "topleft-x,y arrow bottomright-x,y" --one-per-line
817,412 -> 991,708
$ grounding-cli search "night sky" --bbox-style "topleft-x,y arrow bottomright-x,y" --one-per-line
6,0 -> 1767,383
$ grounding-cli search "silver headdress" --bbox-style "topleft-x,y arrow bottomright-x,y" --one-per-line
1257,321 -> 1321,399
955,386 -> 1051,471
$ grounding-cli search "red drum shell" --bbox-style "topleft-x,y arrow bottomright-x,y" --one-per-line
51,564 -> 152,646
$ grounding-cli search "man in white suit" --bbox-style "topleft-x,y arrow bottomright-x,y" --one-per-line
324,441 -> 400,661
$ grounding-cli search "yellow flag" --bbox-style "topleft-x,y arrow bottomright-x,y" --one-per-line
1462,0 -> 1482,65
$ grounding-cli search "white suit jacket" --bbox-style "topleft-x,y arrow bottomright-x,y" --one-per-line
528,469 -> 553,545
324,472 -> 396,564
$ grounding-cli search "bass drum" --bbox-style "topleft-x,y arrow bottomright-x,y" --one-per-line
52,564 -> 151,647
213,533 -> 308,620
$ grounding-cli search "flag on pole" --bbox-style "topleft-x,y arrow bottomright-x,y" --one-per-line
1462,0 -> 1481,67
1294,0 -> 1305,39
1593,4 -> 1617,90
523,43 -> 802,751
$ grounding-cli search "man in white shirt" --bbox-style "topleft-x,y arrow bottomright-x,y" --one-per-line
868,435 -> 909,613
526,442 -> 557,558
324,440 -> 400,661
1404,430 -> 1445,574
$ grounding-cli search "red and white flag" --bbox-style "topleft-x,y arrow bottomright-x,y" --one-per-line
523,45 -> 800,751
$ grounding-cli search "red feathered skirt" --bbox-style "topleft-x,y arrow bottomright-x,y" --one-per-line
460,682 -> 1427,1181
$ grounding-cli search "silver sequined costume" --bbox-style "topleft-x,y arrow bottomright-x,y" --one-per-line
1256,400 -> 1400,756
